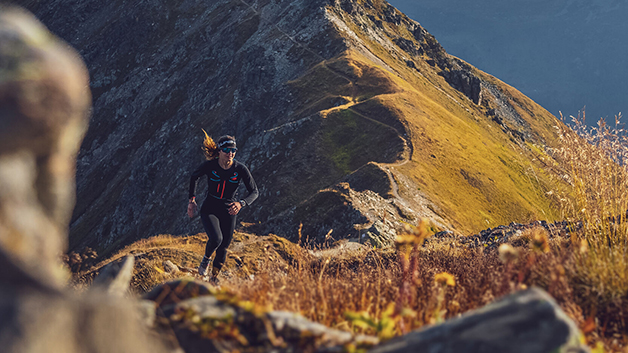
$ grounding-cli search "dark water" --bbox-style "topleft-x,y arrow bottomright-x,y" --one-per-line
388,0 -> 628,124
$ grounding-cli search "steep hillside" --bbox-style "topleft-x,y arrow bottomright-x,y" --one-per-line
15,0 -> 565,255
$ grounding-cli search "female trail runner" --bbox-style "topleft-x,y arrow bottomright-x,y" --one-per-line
187,133 -> 258,281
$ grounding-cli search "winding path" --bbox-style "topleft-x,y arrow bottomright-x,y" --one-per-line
240,0 -> 418,220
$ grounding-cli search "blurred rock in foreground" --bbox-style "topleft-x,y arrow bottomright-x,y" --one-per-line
0,7 -> 167,353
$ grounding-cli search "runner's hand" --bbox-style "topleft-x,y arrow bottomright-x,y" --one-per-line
228,201 -> 242,215
187,199 -> 197,218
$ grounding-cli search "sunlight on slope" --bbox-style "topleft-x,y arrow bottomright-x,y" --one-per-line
288,44 -> 561,234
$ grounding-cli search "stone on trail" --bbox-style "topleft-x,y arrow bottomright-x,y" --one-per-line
91,255 -> 135,297
163,260 -> 181,273
268,311 -> 380,349
368,287 -> 589,353
143,279 -> 217,308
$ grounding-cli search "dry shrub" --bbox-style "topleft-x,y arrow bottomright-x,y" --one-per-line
549,113 -> 628,348
220,222 -> 625,351
224,242 -> 399,333
224,224 -> 512,338
552,114 -> 628,299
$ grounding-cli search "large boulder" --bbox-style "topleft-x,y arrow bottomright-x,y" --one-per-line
0,5 -> 90,287
0,7 -> 167,353
368,287 -> 589,353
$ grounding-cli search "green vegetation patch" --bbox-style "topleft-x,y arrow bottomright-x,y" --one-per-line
287,61 -> 353,103
320,109 -> 404,175
344,162 -> 393,198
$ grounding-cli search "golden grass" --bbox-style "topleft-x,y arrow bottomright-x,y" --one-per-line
551,113 -> 628,316
287,46 -> 563,234
217,227 -> 625,351
75,221 -> 627,351
70,233 -> 205,292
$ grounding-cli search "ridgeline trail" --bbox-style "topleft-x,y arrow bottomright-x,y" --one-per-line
240,0 -> 463,236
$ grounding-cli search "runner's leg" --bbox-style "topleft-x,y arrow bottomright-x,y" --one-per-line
212,212 -> 237,273
200,212 -> 223,258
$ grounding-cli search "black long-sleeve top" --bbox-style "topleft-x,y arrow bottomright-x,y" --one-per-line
189,159 -> 259,208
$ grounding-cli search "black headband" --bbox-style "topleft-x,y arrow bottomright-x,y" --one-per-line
218,140 -> 236,148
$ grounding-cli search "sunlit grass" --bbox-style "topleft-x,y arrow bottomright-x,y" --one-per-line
549,113 -> 628,349
76,222 -> 626,351
554,113 -> 628,297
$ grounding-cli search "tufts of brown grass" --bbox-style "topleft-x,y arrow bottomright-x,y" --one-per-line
217,226 -> 623,351
547,112 -> 628,351
552,113 -> 628,301
83,223 -> 626,350
213,224 -> 596,346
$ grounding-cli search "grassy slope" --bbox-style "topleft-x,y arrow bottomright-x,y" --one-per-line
74,229 -> 624,351
285,2 -> 565,234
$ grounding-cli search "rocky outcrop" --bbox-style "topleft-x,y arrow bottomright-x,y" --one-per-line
433,219 -> 573,250
0,5 -> 90,287
0,8 -> 167,353
145,279 -> 379,353
436,57 -> 535,144
258,166 -> 446,247
369,287 -> 589,353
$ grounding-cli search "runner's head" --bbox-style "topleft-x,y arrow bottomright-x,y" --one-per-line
217,135 -> 236,150
217,135 -> 237,163
201,132 -> 237,160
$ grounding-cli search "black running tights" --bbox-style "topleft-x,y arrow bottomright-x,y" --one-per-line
200,209 -> 236,271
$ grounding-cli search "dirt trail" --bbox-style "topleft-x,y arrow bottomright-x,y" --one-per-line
241,0 -> 415,220
267,59 -> 414,213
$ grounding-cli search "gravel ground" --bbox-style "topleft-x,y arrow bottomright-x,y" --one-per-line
429,220 -> 581,250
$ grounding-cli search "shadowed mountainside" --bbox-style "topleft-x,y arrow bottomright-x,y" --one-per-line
15,0 -> 565,256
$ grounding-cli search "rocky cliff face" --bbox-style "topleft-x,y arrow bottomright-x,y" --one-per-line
15,0 -> 565,255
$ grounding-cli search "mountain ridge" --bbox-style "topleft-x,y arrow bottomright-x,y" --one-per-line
15,0 -> 566,256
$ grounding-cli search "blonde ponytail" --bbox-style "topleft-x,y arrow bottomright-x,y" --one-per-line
201,129 -> 218,160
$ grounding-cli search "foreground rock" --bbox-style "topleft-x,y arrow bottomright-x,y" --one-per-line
0,5 -> 90,287
369,287 -> 589,353
0,7 -> 167,353
144,279 -> 379,352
